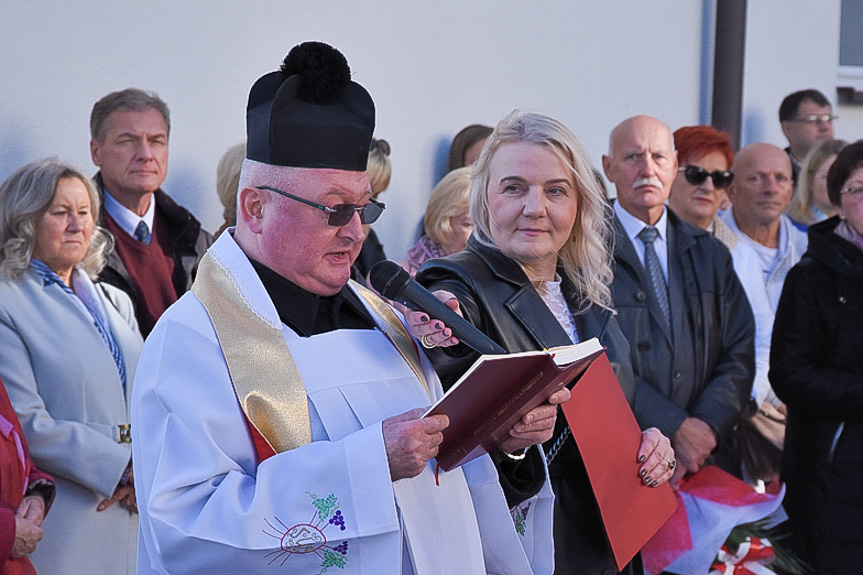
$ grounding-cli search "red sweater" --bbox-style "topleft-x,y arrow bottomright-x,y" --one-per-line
104,213 -> 178,336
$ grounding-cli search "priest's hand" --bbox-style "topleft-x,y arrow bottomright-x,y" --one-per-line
383,408 -> 449,481
499,387 -> 571,454
636,427 -> 675,488
671,417 -> 716,483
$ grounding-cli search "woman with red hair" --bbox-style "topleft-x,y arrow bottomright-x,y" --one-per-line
669,126 -> 738,250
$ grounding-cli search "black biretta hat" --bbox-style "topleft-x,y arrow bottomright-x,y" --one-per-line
246,42 -> 375,171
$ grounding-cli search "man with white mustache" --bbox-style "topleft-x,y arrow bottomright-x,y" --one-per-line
602,116 -> 755,485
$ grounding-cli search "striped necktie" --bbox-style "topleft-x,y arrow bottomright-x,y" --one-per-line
637,226 -> 670,326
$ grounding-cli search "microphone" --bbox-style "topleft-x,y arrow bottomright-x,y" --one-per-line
369,260 -> 506,355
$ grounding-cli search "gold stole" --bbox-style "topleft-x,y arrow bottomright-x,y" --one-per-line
192,251 -> 430,454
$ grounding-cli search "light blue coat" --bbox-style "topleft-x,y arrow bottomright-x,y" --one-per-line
0,266 -> 142,575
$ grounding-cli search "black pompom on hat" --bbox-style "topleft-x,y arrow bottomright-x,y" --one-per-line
246,42 -> 375,170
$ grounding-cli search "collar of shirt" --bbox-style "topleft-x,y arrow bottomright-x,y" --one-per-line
614,199 -> 670,280
785,147 -> 803,171
248,258 -> 375,336
102,190 -> 156,238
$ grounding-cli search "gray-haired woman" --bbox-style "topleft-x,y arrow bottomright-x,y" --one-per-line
0,159 -> 142,574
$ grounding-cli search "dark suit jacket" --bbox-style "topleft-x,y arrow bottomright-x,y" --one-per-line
610,206 -> 755,449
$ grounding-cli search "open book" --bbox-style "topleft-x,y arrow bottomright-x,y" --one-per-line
423,337 -> 604,471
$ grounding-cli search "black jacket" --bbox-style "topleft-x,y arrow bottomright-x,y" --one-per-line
770,217 -> 863,565
94,172 -> 213,332
417,237 -> 642,575
610,208 -> 755,448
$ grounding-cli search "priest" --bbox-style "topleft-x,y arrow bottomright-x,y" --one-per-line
131,42 -> 562,575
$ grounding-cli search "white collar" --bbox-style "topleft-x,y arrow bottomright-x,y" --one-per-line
103,191 -> 156,238
614,199 -> 669,244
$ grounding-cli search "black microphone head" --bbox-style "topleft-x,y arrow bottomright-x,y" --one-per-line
369,260 -> 411,300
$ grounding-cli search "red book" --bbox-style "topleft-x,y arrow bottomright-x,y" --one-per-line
424,338 -> 605,471
563,353 -> 678,570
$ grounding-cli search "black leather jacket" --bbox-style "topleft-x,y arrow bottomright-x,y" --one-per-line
418,237 -> 643,574
417,236 -> 636,469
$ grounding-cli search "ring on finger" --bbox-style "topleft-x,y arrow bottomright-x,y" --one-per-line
420,334 -> 436,349
664,457 -> 676,470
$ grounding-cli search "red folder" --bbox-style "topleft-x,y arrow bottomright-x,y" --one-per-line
562,353 -> 678,570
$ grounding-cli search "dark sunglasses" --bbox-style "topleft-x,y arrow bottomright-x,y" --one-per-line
256,185 -> 385,226
679,165 -> 734,190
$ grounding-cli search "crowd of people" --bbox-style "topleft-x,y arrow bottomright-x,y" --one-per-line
0,40 -> 860,575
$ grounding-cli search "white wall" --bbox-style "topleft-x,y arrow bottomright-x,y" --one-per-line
0,2 -> 705,259
740,0 -> 853,147
4,1 -> 858,261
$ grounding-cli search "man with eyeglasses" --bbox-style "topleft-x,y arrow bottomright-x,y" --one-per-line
130,42 -> 558,575
719,142 -> 808,487
602,116 -> 754,486
779,89 -> 837,185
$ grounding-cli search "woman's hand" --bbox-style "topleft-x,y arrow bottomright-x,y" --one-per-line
16,495 -> 46,527
12,494 -> 46,557
98,466 -> 137,514
398,290 -> 462,349
499,387 -> 571,455
12,516 -> 43,558
637,427 -> 675,488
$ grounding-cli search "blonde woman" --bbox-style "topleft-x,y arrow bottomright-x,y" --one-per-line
417,111 -> 673,574
403,166 -> 473,275
787,138 -> 847,231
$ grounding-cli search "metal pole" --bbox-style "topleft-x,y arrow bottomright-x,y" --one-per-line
711,0 -> 747,150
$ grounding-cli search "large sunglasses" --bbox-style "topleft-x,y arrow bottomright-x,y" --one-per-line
679,165 -> 735,190
256,185 -> 385,226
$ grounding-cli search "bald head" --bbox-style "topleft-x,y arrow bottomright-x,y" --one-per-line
606,116 -> 672,156
727,142 -> 793,245
603,116 -> 678,224
731,142 -> 791,175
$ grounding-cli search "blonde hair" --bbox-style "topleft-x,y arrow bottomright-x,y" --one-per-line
788,139 -> 848,225
216,142 -> 246,228
367,138 -> 392,199
470,110 -> 614,311
0,159 -> 112,280
424,167 -> 472,247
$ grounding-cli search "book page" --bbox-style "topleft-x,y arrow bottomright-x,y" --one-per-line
548,337 -> 602,366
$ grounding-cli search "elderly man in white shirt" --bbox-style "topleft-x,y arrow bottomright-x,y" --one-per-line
721,142 -> 808,485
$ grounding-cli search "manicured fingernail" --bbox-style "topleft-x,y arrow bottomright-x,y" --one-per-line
420,315 -> 429,322
650,480 -> 659,488
643,476 -> 652,485
435,322 -> 443,329
640,469 -> 647,477
638,454 -> 646,463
